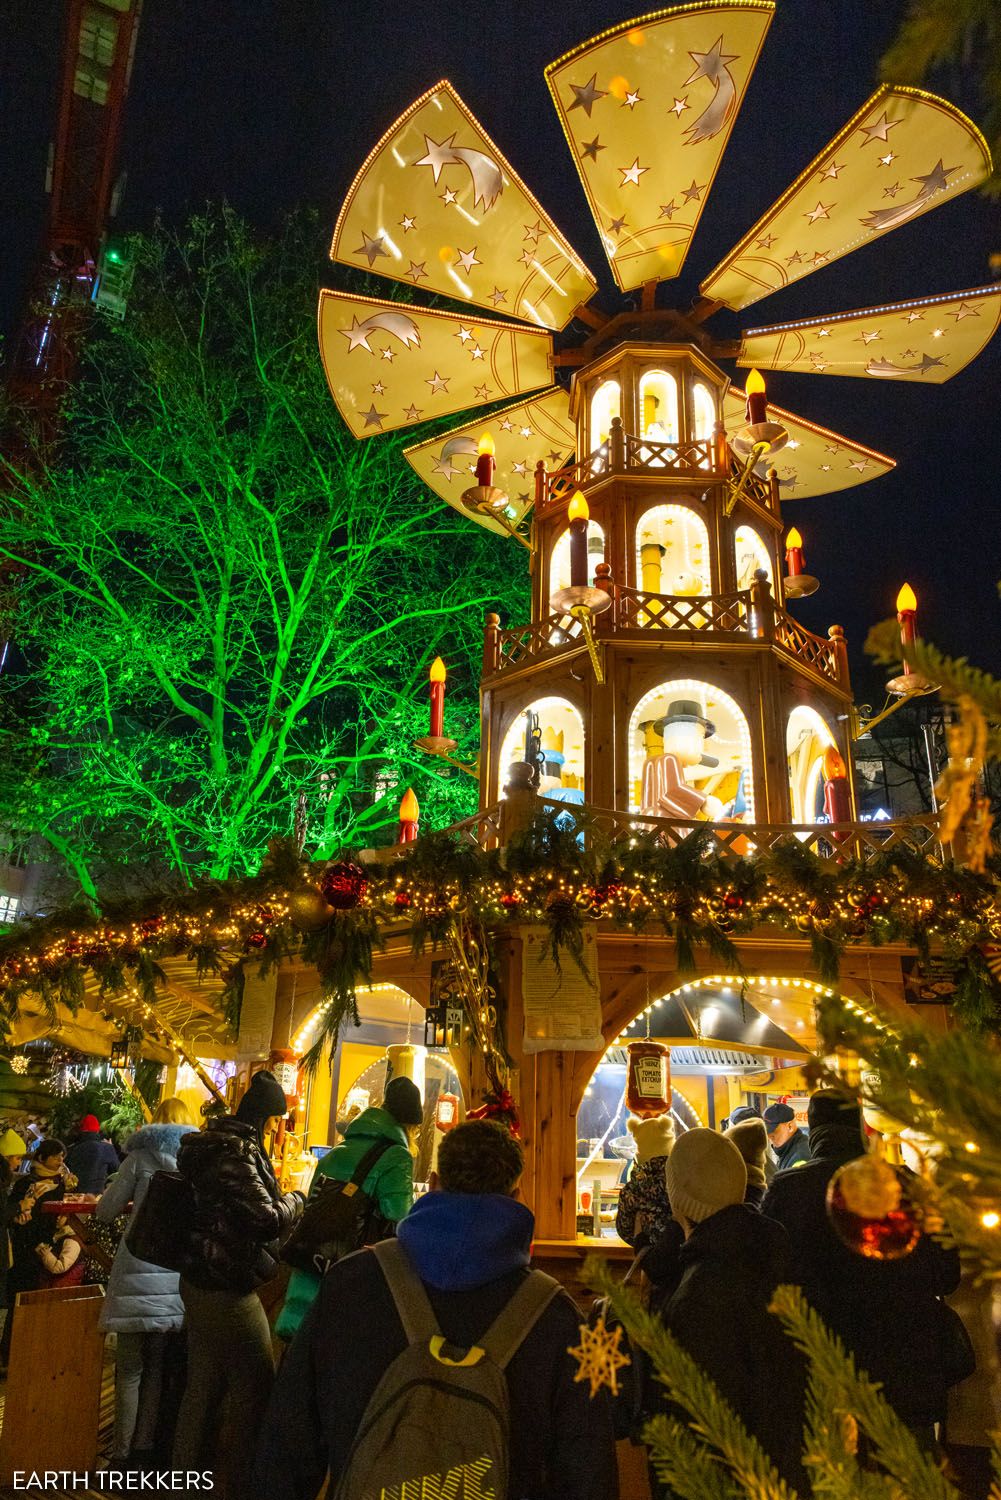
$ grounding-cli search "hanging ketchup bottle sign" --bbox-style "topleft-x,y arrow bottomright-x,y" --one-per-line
435,1092 -> 461,1132
626,1041 -> 671,1117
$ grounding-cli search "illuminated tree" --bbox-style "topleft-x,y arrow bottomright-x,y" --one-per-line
0,207 -> 524,898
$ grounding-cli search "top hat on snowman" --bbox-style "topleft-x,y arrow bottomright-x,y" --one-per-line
653,699 -> 720,768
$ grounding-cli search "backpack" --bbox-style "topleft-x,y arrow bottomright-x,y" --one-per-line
281,1138 -> 395,1276
124,1169 -> 197,1273
332,1238 -> 560,1500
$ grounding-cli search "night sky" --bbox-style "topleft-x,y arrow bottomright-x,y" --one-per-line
3,0 -> 998,696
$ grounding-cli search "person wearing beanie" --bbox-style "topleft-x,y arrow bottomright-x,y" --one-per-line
762,1091 -> 962,1437
724,1118 -> 770,1207
616,1113 -> 677,1250
0,1128 -> 28,1354
0,1129 -> 27,1172
274,1073 -> 423,1346
763,1101 -> 812,1172
172,1071 -> 305,1495
65,1111 -> 120,1195
656,1129 -> 801,1491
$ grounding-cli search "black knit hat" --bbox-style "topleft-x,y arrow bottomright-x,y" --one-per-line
384,1076 -> 424,1127
807,1090 -> 862,1133
235,1069 -> 288,1126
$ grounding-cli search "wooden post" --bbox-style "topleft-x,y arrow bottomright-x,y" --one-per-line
482,611 -> 501,675
609,415 -> 625,471
593,561 -> 616,633
713,418 -> 728,473
828,623 -> 850,689
534,458 -> 548,511
0,1284 -> 105,1479
750,567 -> 775,641
768,467 -> 781,511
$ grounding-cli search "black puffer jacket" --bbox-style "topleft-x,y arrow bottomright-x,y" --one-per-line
176,1118 -> 302,1293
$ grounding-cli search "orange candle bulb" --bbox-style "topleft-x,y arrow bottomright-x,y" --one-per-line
896,582 -> 917,671
429,656 -> 446,738
745,368 -> 767,426
475,432 -> 495,487
785,527 -> 805,577
567,491 -> 589,587
398,787 -> 420,844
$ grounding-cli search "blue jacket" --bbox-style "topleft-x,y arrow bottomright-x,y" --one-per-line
97,1122 -> 197,1333
65,1129 -> 120,1194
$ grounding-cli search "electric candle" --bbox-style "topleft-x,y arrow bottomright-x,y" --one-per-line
896,582 -> 917,673
745,368 -> 767,426
398,787 -> 419,844
785,527 -> 805,577
568,491 -> 589,588
475,433 -> 495,487
429,656 -> 446,738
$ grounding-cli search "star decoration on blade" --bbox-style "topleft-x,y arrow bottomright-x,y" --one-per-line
456,246 -> 481,273
670,97 -> 689,117
354,232 -> 388,266
402,404 -> 422,421
361,404 -> 387,429
756,234 -> 777,249
619,157 -> 649,188
686,36 -> 738,87
488,286 -> 508,306
371,380 -> 386,394
914,160 -> 958,196
426,371 -> 449,393
455,326 -> 473,343
682,180 -> 706,203
406,261 -> 428,283
568,1318 -> 630,1399
474,383 -> 492,400
608,215 -> 628,235
568,74 -> 607,116
399,214 -> 416,232
660,201 -> 677,220
860,113 -> 901,145
820,159 -> 844,179
950,301 -> 981,320
581,136 -> 604,162
417,134 -> 457,181
622,90 -> 642,109
805,202 -> 833,223
440,187 -> 458,206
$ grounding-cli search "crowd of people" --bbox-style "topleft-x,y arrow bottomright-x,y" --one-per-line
0,1073 -> 995,1499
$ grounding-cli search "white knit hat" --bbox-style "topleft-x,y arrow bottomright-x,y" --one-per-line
666,1127 -> 747,1224
626,1113 -> 675,1165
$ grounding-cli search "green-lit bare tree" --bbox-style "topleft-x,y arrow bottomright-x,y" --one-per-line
0,207 -> 524,899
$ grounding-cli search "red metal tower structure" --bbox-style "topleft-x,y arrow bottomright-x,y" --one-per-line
4,0 -> 141,456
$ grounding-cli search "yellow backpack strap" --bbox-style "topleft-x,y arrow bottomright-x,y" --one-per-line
371,1238 -> 441,1346
478,1270 -> 562,1370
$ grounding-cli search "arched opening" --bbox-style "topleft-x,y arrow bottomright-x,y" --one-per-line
638,369 -> 679,465
787,706 -> 836,823
692,381 -> 716,469
550,519 -> 607,597
636,504 -> 710,598
734,524 -> 773,593
590,379 -> 620,451
499,695 -> 585,806
629,678 -> 754,821
575,973 -> 826,1232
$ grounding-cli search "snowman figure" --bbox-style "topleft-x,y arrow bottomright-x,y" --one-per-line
640,699 -> 725,821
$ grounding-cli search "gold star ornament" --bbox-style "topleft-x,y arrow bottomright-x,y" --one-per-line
568,1316 -> 631,1399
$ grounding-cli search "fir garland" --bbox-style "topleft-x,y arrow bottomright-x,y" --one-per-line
0,820 -> 997,1066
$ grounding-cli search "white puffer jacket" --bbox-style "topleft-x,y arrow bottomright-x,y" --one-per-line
97,1122 -> 197,1333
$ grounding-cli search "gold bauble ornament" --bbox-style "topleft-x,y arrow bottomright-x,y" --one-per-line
826,1155 -> 921,1260
287,887 -> 333,932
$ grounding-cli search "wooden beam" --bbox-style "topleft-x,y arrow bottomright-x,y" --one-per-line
574,301 -> 608,330
640,279 -> 658,312
688,296 -> 724,324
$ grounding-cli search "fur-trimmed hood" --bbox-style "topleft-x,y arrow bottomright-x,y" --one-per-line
125,1122 -> 196,1168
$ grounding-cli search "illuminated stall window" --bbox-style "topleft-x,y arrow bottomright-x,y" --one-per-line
638,370 -> 679,464
590,379 -> 620,468
636,504 -> 710,598
500,696 -> 585,804
787,706 -> 836,823
628,678 -> 754,821
734,524 -> 774,592
551,520 -> 607,596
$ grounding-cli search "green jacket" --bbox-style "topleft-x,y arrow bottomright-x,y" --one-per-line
274,1107 -> 414,1341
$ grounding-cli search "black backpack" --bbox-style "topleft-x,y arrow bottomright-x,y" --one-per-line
281,1138 -> 395,1275
332,1239 -> 560,1500
125,1169 -> 197,1273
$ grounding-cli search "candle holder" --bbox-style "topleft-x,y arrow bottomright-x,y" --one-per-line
461,480 -> 532,552
783,572 -> 819,598
549,584 -> 611,685
724,421 -> 788,517
886,670 -> 939,698
412,735 -> 480,779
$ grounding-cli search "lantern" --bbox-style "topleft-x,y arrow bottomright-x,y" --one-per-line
626,1040 -> 671,1118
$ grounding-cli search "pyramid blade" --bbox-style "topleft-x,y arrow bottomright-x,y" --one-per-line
403,387 -> 574,535
331,80 -> 596,331
546,3 -> 773,291
702,85 -> 992,310
738,284 -> 1001,383
318,290 -> 553,437
724,387 -> 894,498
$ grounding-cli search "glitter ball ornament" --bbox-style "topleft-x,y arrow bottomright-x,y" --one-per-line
288,888 -> 331,931
320,861 -> 369,910
826,1155 -> 921,1260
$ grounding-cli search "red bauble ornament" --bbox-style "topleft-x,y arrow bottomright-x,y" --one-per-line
499,892 -> 521,910
826,1155 -> 921,1260
255,905 -> 275,926
141,916 -> 165,938
393,889 -> 412,911
320,861 -> 369,910
245,931 -> 268,951
723,891 -> 744,911
591,880 -> 623,911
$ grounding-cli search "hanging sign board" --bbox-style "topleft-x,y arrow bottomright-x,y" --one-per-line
521,926 -> 604,1052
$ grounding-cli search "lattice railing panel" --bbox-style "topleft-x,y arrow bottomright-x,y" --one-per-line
496,609 -> 585,671
773,607 -> 842,684
624,432 -> 717,472
617,585 -> 751,635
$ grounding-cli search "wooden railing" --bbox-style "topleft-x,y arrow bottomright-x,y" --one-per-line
440,798 -> 944,866
536,417 -> 778,516
485,578 -> 848,691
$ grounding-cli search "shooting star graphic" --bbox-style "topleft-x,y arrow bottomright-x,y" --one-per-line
415,134 -> 505,212
340,311 -> 422,355
683,36 -> 739,146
